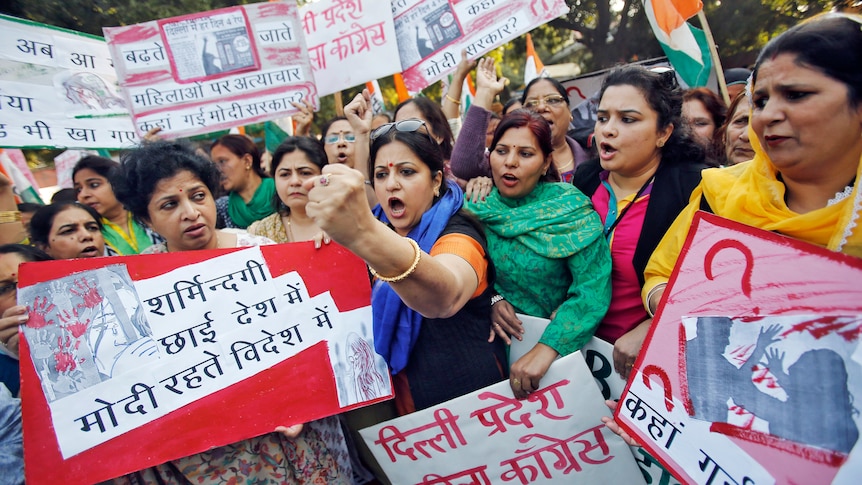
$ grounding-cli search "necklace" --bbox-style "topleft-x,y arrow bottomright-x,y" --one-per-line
285,214 -> 294,242
556,157 -> 574,173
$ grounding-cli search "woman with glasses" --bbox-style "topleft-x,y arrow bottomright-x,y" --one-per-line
321,116 -> 358,168
683,87 -> 727,165
210,134 -> 275,229
303,117 -> 507,414
573,65 -> 707,379
450,72 -> 588,184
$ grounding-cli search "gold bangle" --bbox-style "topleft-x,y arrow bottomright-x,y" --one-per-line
369,238 -> 422,283
0,211 -> 21,224
445,94 -> 461,105
645,283 -> 667,318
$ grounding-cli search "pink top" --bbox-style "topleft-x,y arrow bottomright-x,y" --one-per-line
591,173 -> 652,343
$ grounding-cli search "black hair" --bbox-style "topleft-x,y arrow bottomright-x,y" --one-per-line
502,98 -> 522,115
269,136 -> 328,213
29,202 -> 102,247
72,155 -> 120,184
114,140 -> 221,221
521,77 -> 570,106
0,244 -> 52,262
211,134 -> 267,178
16,202 -> 42,213
368,124 -> 446,197
393,98 -> 454,159
599,65 -> 705,166
754,14 -> 862,108
50,188 -> 78,204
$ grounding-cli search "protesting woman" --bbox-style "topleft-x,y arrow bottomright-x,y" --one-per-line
304,117 -> 507,414
111,140 -> 352,483
210,134 -> 276,229
29,202 -> 106,260
73,156 -> 161,255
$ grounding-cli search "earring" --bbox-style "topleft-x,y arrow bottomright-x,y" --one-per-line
657,140 -> 665,148
433,187 -> 440,197
246,165 -> 251,171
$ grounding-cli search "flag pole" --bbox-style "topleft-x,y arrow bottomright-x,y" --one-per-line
696,10 -> 729,105
333,91 -> 344,116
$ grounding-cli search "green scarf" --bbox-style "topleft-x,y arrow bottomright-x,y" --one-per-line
102,214 -> 152,255
227,178 -> 276,228
465,182 -> 603,258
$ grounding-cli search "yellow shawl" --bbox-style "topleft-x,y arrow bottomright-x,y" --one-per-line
700,131 -> 862,258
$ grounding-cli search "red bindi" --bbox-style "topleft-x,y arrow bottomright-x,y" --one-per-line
388,162 -> 394,168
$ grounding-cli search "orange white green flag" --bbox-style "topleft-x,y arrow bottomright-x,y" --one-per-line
642,0 -> 712,87
523,33 -> 547,85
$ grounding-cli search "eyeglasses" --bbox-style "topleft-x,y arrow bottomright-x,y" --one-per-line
523,94 -> 567,109
0,281 -> 17,297
370,119 -> 435,145
323,132 -> 356,144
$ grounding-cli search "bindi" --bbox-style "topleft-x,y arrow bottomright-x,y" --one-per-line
388,162 -> 394,168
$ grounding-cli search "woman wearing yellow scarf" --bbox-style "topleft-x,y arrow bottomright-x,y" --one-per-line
642,13 -> 862,316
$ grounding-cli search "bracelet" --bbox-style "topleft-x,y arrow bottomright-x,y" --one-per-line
490,294 -> 505,306
0,211 -> 21,224
369,238 -> 422,283
444,94 -> 461,105
645,283 -> 667,318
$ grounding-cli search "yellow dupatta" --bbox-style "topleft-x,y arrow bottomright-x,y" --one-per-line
700,127 -> 862,258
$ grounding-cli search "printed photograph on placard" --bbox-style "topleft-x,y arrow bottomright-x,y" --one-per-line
395,0 -> 462,67
681,314 -> 862,457
18,264 -> 159,403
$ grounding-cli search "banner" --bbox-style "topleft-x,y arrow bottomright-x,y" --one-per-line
301,0 -> 401,96
616,213 -> 862,484
104,2 -> 318,139
360,351 -> 645,484
18,243 -> 392,484
0,15 -> 139,149
394,0 -> 569,92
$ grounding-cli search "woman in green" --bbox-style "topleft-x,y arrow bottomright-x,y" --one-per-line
73,156 -> 162,255
210,134 -> 276,229
460,63 -> 611,400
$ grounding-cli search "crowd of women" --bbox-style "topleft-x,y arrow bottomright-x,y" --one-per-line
0,11 -> 860,484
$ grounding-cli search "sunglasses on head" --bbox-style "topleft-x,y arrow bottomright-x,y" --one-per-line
648,66 -> 680,90
370,119 -> 435,145
323,132 -> 356,144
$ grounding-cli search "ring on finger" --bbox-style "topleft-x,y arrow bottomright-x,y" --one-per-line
319,175 -> 330,187
512,378 -> 520,387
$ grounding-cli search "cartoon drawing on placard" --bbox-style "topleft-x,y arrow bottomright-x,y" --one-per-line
682,314 -> 861,455
60,72 -> 127,112
19,264 -> 159,402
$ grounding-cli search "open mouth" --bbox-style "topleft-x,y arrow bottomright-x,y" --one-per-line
79,245 -> 100,257
336,152 -> 348,163
388,197 -> 406,217
600,142 -> 617,158
500,173 -> 519,187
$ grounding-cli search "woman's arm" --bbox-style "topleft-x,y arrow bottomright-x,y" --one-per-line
641,185 -> 704,310
304,165 -> 480,318
344,90 -> 376,208
441,50 -> 475,123
0,174 -> 25,245
449,58 -> 505,180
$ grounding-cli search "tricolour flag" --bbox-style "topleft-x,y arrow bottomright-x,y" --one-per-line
365,80 -> 387,115
0,149 -> 43,204
523,33 -> 547,85
393,73 -> 412,103
642,0 -> 712,87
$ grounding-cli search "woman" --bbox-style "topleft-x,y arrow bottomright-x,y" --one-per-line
0,244 -> 52,396
321,116 -> 358,168
573,65 -> 707,378
450,74 -> 588,184
111,140 -> 352,483
644,13 -> 862,313
717,92 -> 755,166
248,137 -> 329,244
683,87 -> 727,163
303,119 -> 507,414
73,155 -> 161,255
457,102 -> 612,400
210,134 -> 275,229
29,202 -> 106,260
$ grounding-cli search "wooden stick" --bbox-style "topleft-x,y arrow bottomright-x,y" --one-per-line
697,10 -> 729,105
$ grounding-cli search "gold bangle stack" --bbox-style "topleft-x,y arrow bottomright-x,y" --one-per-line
445,94 -> 461,105
645,283 -> 667,318
370,238 -> 422,283
0,211 -> 21,224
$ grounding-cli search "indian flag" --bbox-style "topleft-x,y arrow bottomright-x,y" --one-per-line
642,0 -> 712,87
365,80 -> 387,115
0,149 -> 43,204
524,33 -> 547,85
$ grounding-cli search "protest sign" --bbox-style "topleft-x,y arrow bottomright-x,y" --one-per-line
300,0 -> 401,96
616,212 -> 862,484
104,2 -> 318,139
18,242 -> 392,484
361,350 -> 645,484
0,15 -> 139,149
394,0 -> 569,92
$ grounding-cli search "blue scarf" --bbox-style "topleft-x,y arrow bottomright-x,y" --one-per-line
371,180 -> 463,374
